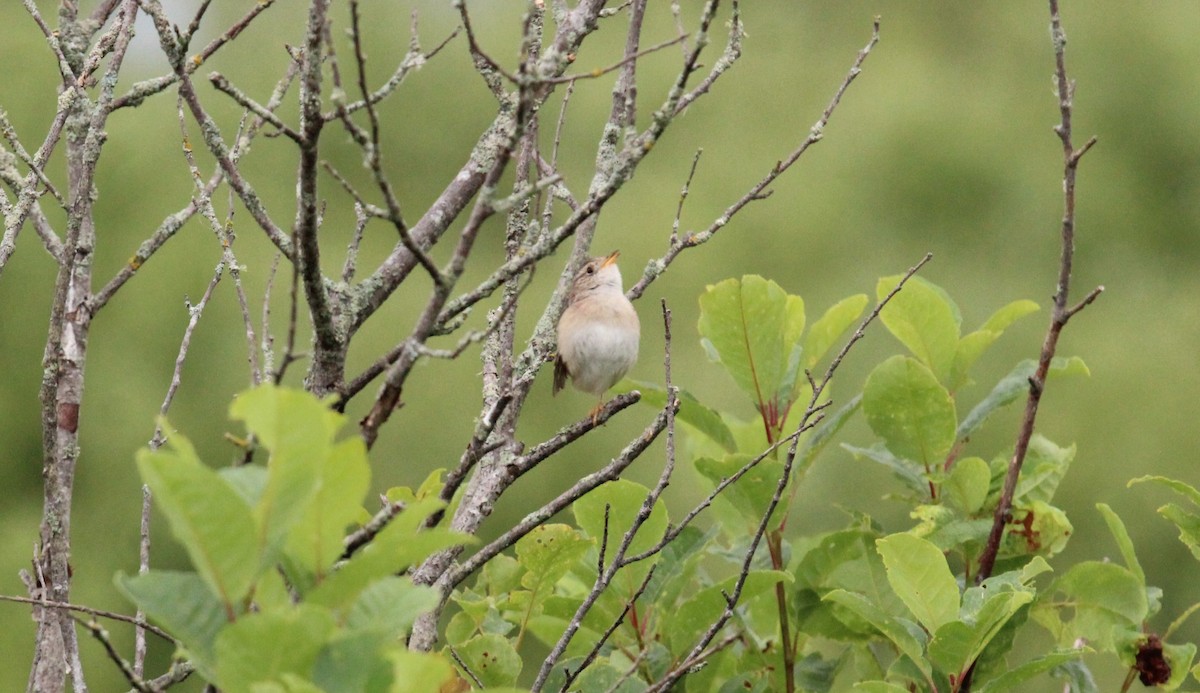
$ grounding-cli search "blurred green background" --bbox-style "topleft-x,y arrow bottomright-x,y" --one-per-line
2,1 -> 1198,690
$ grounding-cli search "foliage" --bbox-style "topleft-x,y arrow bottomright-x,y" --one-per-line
451,274 -> 1200,691
120,275 -> 1200,691
120,385 -> 485,693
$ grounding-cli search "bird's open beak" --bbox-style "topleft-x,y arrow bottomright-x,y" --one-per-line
601,250 -> 620,268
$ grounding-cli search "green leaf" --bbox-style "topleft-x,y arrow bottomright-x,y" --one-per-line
220,465 -> 269,507
668,570 -> 791,655
852,683 -> 910,693
698,276 -> 806,412
345,577 -> 439,639
230,384 -> 343,460
695,455 -> 784,529
307,498 -> 467,610
311,630 -> 398,693
232,386 -> 345,573
793,529 -> 899,640
1048,658 -> 1099,693
950,331 -> 997,391
623,380 -> 736,452
978,299 -> 1040,334
285,437 -> 371,587
1013,436 -> 1075,506
957,356 -> 1089,440
115,570 -> 228,678
822,590 -> 930,681
1129,475 -> 1200,507
949,300 -> 1039,390
385,651 -> 457,693
944,457 -> 990,514
215,605 -> 335,691
1032,561 -> 1147,650
877,275 -> 960,381
909,505 -> 992,553
136,435 -> 259,607
1001,500 -> 1073,559
876,534 -> 959,632
975,650 -> 1085,693
796,395 -> 862,470
1096,503 -> 1145,587
573,479 -> 668,587
1130,474 -> 1200,559
1162,640 -> 1196,689
794,651 -> 840,693
515,524 -> 591,601
842,443 -> 928,497
454,633 -> 521,687
1157,503 -> 1200,561
480,554 -> 523,597
802,294 -> 868,370
642,524 -> 714,608
572,659 -> 649,693
863,356 -> 956,467
928,589 -> 1035,678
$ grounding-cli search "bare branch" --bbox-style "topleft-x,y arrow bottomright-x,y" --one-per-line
113,0 -> 279,110
133,484 -> 151,679
331,17 -> 461,119
149,264 -> 223,449
974,0 -> 1102,585
347,0 -> 610,336
208,74 -> 302,142
447,644 -> 485,689
444,398 -> 676,594
559,565 -> 656,692
138,0 -> 294,260
543,33 -> 688,85
342,496 -> 407,559
76,617 -> 153,693
629,15 -> 881,300
0,595 -> 173,643
507,392 -> 642,477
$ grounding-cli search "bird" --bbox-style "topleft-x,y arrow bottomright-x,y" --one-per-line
554,250 -> 640,424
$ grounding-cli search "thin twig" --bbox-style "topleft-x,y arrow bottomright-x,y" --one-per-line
342,497 -> 407,559
974,0 -> 1102,585
337,27 -> 462,117
434,0 -> 723,334
629,15 -> 881,300
0,595 -> 174,643
142,660 -> 195,691
447,644 -> 485,689
208,74 -> 302,142
444,398 -> 675,594
438,395 -> 514,509
138,0 -> 294,259
149,265 -> 223,449
77,617 -> 153,692
543,34 -> 688,85
506,393 -> 642,478
113,0 -> 278,110
560,565 -> 656,692
133,484 -> 151,679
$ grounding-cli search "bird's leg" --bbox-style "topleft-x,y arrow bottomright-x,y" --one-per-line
590,398 -> 604,425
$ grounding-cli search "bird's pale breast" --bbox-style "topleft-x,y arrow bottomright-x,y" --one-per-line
558,298 -> 639,396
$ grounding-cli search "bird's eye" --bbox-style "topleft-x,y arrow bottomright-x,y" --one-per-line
585,265 -> 595,274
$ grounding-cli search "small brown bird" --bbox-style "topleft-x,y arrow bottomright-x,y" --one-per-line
554,250 -> 640,423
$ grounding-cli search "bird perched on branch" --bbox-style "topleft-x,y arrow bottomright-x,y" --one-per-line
554,250 -> 640,423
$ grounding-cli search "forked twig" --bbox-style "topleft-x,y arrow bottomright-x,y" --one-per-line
974,0 -> 1102,585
